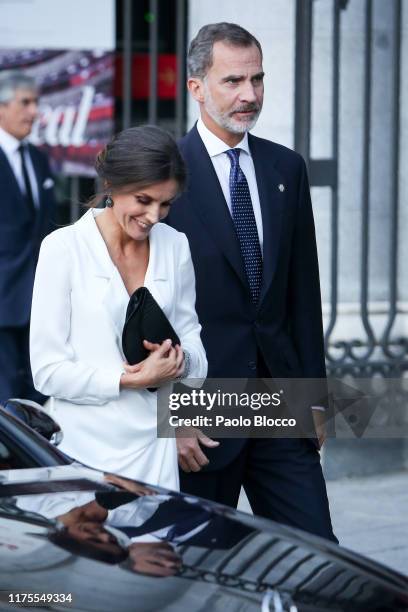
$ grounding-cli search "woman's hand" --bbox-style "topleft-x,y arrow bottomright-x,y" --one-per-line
142,340 -> 185,378
120,339 -> 185,389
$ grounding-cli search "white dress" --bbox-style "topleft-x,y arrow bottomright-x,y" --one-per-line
30,209 -> 208,490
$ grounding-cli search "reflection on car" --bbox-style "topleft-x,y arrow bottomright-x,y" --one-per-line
0,402 -> 407,611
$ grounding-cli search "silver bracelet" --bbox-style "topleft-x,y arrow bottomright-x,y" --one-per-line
175,350 -> 191,380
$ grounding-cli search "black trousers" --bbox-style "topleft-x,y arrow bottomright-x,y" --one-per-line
179,352 -> 337,544
179,436 -> 337,543
0,325 -> 46,405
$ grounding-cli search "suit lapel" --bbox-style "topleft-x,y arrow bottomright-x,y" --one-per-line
76,209 -> 129,341
0,146 -> 24,197
181,127 -> 287,305
27,146 -> 45,237
249,134 -> 286,306
182,126 -> 248,292
0,146 -> 41,234
76,210 -> 170,346
28,145 -> 42,195
28,146 -> 45,214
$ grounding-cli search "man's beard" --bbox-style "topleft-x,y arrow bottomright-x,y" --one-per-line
203,85 -> 262,134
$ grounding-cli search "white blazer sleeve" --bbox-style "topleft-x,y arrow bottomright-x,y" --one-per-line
30,234 -> 123,404
174,233 -> 208,380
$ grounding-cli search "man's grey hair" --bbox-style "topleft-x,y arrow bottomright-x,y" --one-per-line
0,70 -> 37,104
187,22 -> 263,79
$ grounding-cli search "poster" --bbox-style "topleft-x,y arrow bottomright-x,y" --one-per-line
0,0 -> 115,176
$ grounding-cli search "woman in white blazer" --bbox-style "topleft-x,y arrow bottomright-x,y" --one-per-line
30,127 -> 208,490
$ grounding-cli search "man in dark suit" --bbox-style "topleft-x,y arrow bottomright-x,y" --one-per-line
167,23 -> 336,542
0,71 -> 56,404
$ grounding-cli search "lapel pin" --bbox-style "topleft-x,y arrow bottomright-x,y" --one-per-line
278,184 -> 285,192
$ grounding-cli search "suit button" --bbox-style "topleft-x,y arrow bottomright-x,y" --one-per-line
248,361 -> 257,370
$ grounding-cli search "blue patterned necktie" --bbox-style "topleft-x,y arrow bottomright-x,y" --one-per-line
226,148 -> 263,304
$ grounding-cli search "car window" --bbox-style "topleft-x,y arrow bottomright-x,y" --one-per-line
0,438 -> 34,470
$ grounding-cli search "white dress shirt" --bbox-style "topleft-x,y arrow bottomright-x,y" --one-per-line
0,125 -> 39,207
196,118 -> 264,252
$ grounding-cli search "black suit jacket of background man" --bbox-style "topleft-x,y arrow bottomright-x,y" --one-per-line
0,143 -> 55,328
0,142 -> 56,404
167,125 -> 326,470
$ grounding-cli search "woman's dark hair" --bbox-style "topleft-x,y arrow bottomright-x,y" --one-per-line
92,125 -> 186,205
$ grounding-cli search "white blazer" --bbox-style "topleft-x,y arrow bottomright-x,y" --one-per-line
30,209 -> 208,489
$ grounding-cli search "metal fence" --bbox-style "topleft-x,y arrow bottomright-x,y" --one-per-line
294,0 -> 407,379
120,0 -> 187,136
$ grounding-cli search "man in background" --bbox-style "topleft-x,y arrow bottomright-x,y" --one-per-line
167,23 -> 336,542
0,70 -> 56,404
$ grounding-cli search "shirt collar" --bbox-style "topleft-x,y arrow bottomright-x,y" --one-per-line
0,125 -> 26,156
197,117 -> 251,158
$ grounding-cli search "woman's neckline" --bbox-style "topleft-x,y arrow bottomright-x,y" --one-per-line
90,207 -> 155,296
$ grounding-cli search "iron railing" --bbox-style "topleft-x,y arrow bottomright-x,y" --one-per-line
294,0 -> 407,378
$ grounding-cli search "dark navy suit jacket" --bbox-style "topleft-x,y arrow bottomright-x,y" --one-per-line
0,144 -> 56,327
167,125 -> 326,469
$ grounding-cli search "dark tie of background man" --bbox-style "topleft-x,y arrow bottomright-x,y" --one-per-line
226,148 -> 263,304
18,144 -> 36,217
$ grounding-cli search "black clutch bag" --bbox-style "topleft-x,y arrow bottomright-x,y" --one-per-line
122,286 -> 180,365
